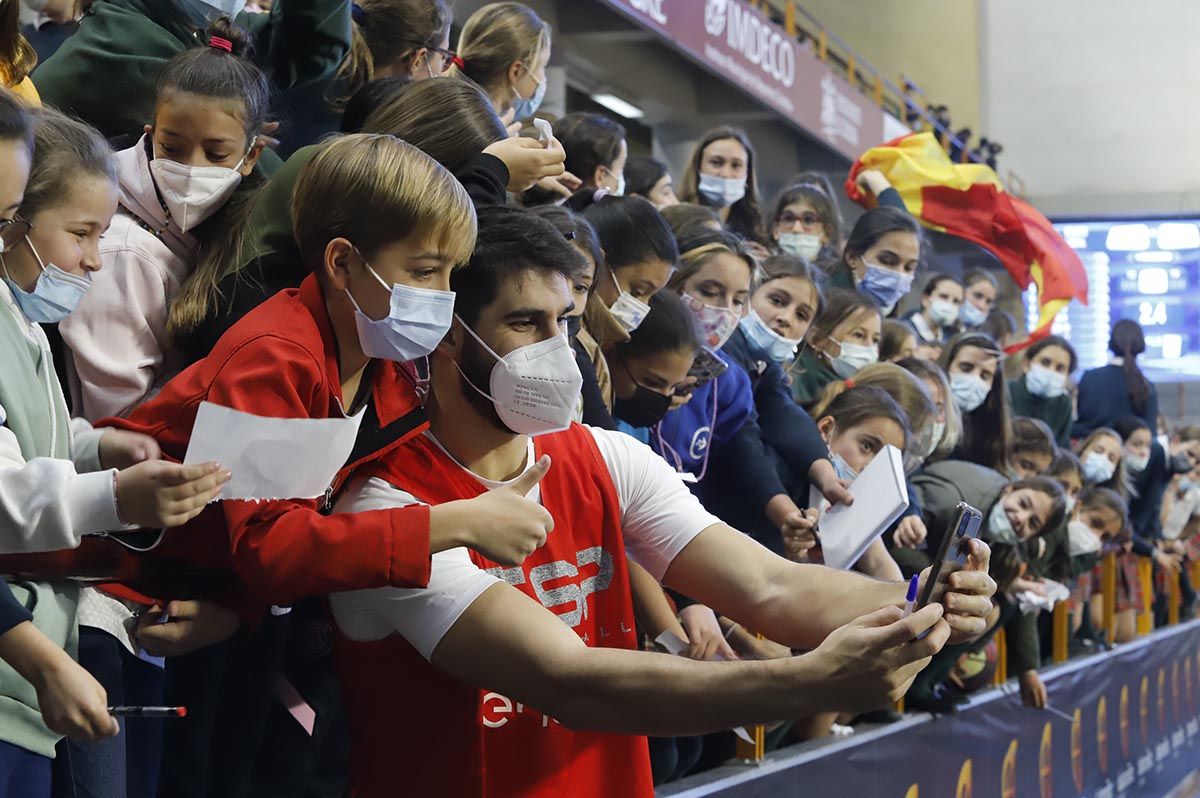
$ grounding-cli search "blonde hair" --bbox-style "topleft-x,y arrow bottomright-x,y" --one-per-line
668,228 -> 755,293
452,2 -> 550,98
291,133 -> 476,274
896,356 -> 962,459
333,0 -> 452,109
810,363 -> 938,453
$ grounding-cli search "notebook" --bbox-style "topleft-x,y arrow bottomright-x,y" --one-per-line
808,444 -> 909,571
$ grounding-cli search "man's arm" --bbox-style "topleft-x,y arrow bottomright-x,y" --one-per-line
430,580 -> 950,735
662,523 -> 994,649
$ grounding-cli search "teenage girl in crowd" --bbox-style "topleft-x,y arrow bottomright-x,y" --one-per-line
0,95 -> 229,796
902,272 -> 962,355
1007,417 -> 1057,479
880,319 -> 917,363
791,288 -> 881,407
1008,334 -> 1076,447
677,126 -> 767,244
195,77 -> 564,360
556,112 -> 627,194
453,2 -> 549,124
943,331 -> 1011,473
1115,416 -> 1191,578
1074,319 -> 1159,437
624,155 -> 680,208
960,267 -> 998,328
824,205 -> 922,315
59,20 -> 270,421
575,193 -> 678,409
766,174 -> 843,264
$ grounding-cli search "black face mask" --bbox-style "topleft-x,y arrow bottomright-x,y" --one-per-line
615,385 -> 672,429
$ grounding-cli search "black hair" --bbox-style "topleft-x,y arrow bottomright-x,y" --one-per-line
880,319 -> 916,362
921,271 -> 962,297
616,290 -> 701,360
840,205 -> 922,279
817,384 -> 912,450
1109,319 -> 1151,414
1048,449 -> 1083,482
941,330 -> 1010,473
1010,416 -> 1056,459
340,75 -> 413,133
526,204 -> 602,270
979,309 -> 1018,344
1025,334 -> 1078,374
987,543 -> 1027,595
569,192 -> 678,272
0,87 -> 33,155
624,156 -> 670,198
1114,415 -> 1151,442
452,205 -> 588,326
556,112 -> 626,188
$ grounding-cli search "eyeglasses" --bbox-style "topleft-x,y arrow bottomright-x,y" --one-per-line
413,43 -> 464,72
778,211 -> 823,229
0,218 -> 31,254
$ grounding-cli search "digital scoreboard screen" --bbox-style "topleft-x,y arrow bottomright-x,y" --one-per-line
1046,219 -> 1200,381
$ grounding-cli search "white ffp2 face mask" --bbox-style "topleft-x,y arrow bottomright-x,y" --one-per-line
149,143 -> 250,232
455,316 -> 583,436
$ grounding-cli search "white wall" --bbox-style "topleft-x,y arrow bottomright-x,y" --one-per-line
982,0 -> 1200,216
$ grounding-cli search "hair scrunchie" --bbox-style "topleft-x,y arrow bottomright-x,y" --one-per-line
351,2 -> 366,24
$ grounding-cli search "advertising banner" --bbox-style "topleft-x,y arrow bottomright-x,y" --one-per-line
596,0 -> 896,159
672,620 -> 1200,798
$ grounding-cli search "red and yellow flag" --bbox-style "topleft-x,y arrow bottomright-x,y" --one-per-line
845,132 -> 1088,352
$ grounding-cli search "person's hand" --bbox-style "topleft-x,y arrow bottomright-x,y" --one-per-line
134,601 -> 240,658
1019,669 -> 1047,709
115,461 -> 231,528
532,171 -> 583,200
483,136 -> 566,193
98,429 -> 161,470
1160,539 -> 1186,556
855,169 -> 892,197
33,649 -> 119,741
781,508 -> 819,562
449,455 -> 554,566
801,604 -> 949,714
1154,548 -> 1183,574
1011,576 -> 1047,597
808,459 -> 853,508
678,605 -> 736,661
918,538 -> 997,644
892,516 -> 927,549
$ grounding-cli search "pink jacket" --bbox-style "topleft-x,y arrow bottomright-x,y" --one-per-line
60,136 -> 194,422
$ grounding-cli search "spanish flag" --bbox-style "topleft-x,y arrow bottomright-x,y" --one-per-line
845,132 -> 1088,352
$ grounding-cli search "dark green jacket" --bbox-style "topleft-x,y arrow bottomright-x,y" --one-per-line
32,0 -> 349,143
789,347 -> 839,407
1008,375 -> 1073,448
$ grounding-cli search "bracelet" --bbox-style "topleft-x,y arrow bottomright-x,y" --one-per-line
722,622 -> 740,640
112,470 -> 127,526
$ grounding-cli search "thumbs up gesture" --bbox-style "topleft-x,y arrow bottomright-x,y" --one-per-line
456,455 -> 555,566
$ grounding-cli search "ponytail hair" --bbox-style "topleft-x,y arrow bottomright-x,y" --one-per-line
451,2 -> 551,96
333,0 -> 452,109
1109,319 -> 1151,414
157,18 -> 271,342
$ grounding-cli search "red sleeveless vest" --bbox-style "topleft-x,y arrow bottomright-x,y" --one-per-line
336,424 -> 654,798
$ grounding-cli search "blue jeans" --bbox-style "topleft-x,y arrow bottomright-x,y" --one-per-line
51,628 -> 165,798
0,739 -> 50,797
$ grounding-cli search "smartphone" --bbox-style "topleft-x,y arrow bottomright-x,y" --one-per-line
917,501 -> 983,610
686,346 -> 728,390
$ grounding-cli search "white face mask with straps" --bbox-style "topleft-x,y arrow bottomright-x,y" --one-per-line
149,140 -> 253,232
453,316 -> 583,436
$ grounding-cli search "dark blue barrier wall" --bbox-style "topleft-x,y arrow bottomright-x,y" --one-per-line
662,619 -> 1200,798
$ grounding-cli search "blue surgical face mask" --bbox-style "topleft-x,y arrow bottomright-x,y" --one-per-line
988,500 -> 1019,544
1081,451 -> 1116,484
344,255 -> 455,362
697,173 -> 745,208
1,237 -> 91,324
857,262 -> 913,314
510,66 -> 546,120
1025,364 -> 1067,399
950,372 -> 991,413
829,449 -> 859,482
960,300 -> 988,327
739,309 -> 801,364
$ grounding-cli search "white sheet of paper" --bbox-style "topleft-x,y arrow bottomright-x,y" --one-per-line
809,445 -> 909,571
183,401 -> 365,502
655,631 -> 754,745
533,117 -> 552,142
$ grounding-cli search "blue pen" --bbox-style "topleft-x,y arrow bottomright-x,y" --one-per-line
901,574 -> 920,618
